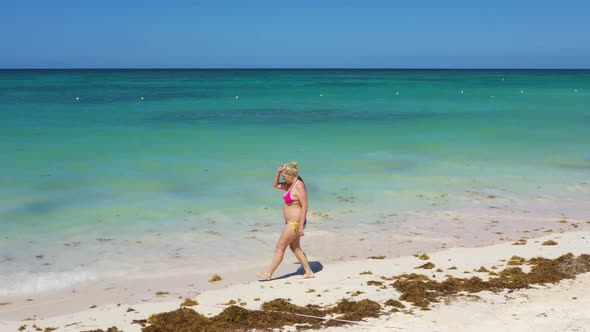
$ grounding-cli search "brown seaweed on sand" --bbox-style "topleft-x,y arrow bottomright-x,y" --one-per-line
387,253 -> 590,310
141,298 -> 381,331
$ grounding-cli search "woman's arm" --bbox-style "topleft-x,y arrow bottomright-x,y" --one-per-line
297,182 -> 308,236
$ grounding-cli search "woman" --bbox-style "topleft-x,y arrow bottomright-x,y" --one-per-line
256,161 -> 314,280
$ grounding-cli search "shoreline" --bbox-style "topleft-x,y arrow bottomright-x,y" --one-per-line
2,222 -> 589,331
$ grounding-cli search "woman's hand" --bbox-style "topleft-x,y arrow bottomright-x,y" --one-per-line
298,227 -> 305,236
277,165 -> 285,173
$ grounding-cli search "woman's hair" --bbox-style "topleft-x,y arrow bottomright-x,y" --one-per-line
282,161 -> 299,177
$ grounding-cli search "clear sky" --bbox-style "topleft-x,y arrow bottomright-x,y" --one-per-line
1,0 -> 589,69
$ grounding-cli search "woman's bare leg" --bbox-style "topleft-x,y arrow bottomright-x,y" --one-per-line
260,224 -> 297,279
290,236 -> 314,277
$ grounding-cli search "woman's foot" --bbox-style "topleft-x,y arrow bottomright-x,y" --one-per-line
256,271 -> 271,281
299,273 -> 315,279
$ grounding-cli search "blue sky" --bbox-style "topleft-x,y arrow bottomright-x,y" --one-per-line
1,0 -> 589,68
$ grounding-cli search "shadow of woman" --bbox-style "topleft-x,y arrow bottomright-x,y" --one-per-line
270,261 -> 323,281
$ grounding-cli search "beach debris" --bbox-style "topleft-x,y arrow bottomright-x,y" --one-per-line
416,262 -> 435,269
0,302 -> 10,306
359,270 -> 373,275
513,239 -> 527,245
507,256 -> 526,266
89,305 -> 97,308
127,307 -> 136,312
384,299 -> 405,308
306,289 -> 316,293
325,298 -> 381,324
141,297 -> 381,331
542,240 -> 558,246
555,254 -> 590,277
364,253 -> 589,311
205,230 -> 221,236
181,298 -> 198,307
209,274 -> 223,283
312,211 -> 331,219
368,256 -> 385,259
96,238 -> 113,242
475,266 -> 490,273
155,291 -> 170,297
415,253 -> 430,260
558,219 -> 568,224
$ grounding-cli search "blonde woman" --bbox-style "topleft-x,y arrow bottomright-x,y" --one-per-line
256,161 -> 314,280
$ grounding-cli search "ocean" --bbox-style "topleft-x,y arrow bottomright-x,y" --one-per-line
1,69 -> 589,296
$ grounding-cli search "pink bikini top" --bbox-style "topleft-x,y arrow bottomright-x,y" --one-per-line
283,180 -> 297,204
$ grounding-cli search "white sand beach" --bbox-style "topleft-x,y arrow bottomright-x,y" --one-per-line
2,228 -> 589,332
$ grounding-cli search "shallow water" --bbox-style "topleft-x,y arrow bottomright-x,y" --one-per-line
1,69 -> 589,295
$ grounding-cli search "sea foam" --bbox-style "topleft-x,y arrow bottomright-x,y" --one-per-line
0,269 -> 97,296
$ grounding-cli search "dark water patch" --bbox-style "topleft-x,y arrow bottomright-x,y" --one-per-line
552,158 -> 590,170
14,199 -> 62,215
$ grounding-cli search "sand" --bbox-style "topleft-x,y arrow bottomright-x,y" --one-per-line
1,229 -> 589,332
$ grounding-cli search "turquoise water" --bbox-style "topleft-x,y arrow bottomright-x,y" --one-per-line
1,69 -> 589,295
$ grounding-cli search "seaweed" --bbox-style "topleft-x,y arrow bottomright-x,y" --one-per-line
209,274 -> 222,282
82,328 -> 122,332
114,253 -> 590,331
416,262 -> 435,269
142,298 -> 380,331
387,253 -> 589,310
415,253 -> 430,260
325,298 -> 381,323
180,298 -> 198,307
507,256 -> 526,266
384,299 -> 405,308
